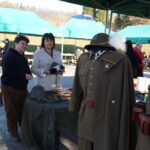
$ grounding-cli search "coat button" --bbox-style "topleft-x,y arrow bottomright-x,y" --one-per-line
105,64 -> 109,68
89,75 -> 93,78
90,67 -> 94,70
112,100 -> 116,104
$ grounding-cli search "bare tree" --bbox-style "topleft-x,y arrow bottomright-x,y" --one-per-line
0,1 -> 79,26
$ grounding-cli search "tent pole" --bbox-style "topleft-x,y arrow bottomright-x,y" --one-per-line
4,34 -> 6,40
109,11 -> 113,34
61,33 -> 64,60
105,9 -> 109,33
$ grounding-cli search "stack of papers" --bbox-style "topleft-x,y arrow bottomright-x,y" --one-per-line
136,77 -> 150,93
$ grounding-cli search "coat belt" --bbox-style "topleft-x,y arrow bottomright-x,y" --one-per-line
83,98 -> 95,108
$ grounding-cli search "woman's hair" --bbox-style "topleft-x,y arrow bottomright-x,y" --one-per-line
41,33 -> 55,49
125,40 -> 134,51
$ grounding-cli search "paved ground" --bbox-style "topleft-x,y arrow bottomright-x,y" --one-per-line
0,64 -> 150,150
0,65 -> 76,150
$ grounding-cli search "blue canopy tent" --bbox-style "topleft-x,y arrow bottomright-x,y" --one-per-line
72,14 -> 95,21
116,25 -> 150,44
56,16 -> 113,56
57,15 -> 112,53
56,17 -> 111,39
0,7 -> 57,36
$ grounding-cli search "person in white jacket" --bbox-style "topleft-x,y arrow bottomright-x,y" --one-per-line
31,33 -> 63,91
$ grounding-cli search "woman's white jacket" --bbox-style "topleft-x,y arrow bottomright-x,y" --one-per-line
31,49 -> 62,91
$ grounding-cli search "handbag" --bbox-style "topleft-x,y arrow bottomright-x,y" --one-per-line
50,62 -> 65,74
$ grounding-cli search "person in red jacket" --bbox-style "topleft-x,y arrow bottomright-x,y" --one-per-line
134,43 -> 144,76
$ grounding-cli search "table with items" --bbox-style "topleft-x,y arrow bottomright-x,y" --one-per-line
132,85 -> 150,150
21,87 -> 78,150
134,78 -> 149,101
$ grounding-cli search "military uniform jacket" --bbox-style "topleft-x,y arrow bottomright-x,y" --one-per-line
70,51 -> 137,150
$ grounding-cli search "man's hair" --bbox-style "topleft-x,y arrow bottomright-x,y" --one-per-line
14,34 -> 29,43
126,40 -> 134,51
5,38 -> 9,42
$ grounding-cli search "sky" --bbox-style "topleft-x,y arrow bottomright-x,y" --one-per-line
0,0 -> 83,13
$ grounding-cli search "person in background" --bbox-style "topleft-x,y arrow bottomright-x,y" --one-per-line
34,46 -> 40,55
2,38 -> 10,60
1,34 -> 33,142
76,48 -> 83,60
31,33 -> 63,91
134,43 -> 144,76
125,40 -> 141,78
0,40 -> 5,54
4,38 -> 10,51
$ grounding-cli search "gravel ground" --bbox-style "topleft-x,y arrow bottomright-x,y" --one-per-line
0,106 -> 36,150
1,64 -> 149,150
0,65 -> 76,150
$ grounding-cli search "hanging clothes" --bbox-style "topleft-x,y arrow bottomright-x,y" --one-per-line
70,51 -> 137,150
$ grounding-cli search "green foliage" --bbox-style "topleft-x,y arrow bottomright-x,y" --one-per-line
95,9 -> 106,23
27,44 -> 82,54
121,15 -> 133,28
9,41 -> 14,48
83,6 -> 95,17
114,14 -> 121,31
55,44 -> 84,54
114,14 -> 133,31
83,6 -> 106,24
27,45 -> 37,52
8,41 -> 37,52
146,61 -> 150,68
8,41 -> 83,54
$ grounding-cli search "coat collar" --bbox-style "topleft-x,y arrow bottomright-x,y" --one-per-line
101,51 -> 125,72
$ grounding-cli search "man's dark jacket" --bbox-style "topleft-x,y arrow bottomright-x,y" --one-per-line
1,48 -> 31,90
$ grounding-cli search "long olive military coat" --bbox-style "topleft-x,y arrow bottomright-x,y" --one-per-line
136,86 -> 150,150
70,51 -> 137,150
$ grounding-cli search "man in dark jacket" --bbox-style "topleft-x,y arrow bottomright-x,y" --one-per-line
1,34 -> 33,142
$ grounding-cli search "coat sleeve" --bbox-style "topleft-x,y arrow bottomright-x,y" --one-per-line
118,57 -> 137,150
31,52 -> 45,77
69,58 -> 83,112
127,59 -> 137,150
